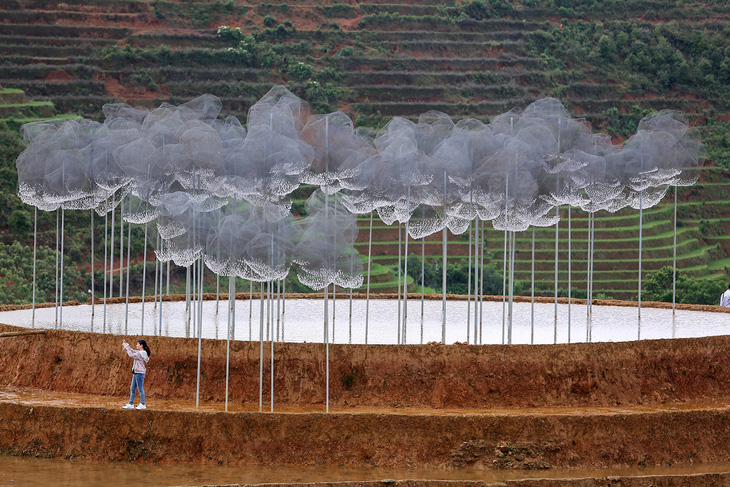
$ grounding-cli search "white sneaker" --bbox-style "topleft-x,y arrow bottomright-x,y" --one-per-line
123,403 -> 135,409
136,404 -> 146,410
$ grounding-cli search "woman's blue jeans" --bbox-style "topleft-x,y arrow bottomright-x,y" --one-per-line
129,373 -> 145,405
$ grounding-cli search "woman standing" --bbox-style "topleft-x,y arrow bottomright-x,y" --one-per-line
122,339 -> 151,410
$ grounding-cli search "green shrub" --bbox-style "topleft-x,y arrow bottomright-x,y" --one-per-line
217,25 -> 244,43
8,209 -> 31,235
337,46 -> 355,57
287,61 -> 314,82
319,3 -> 357,18
304,81 -> 345,113
263,14 -> 277,27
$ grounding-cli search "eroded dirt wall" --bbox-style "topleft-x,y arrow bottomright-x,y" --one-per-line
1,323 -> 729,408
2,401 -> 730,469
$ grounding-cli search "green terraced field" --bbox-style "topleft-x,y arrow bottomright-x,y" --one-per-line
0,0 -> 729,303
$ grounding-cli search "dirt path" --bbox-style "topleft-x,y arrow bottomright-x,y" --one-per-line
2,385 -> 729,417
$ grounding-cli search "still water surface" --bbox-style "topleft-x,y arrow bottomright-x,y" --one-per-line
2,298 -> 729,344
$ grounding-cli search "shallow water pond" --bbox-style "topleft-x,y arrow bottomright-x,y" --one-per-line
2,298 -> 729,344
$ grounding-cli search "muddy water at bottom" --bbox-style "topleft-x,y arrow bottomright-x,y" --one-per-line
2,455 -> 730,487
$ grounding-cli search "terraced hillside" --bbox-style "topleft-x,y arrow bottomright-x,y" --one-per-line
1,0 -> 730,301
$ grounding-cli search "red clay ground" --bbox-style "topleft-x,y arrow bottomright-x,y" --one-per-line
3,316 -> 730,480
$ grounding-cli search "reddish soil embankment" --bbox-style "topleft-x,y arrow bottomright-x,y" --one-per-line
2,398 -> 730,470
3,323 -> 730,473
1,323 -> 730,409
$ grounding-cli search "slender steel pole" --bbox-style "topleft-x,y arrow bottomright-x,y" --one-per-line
119,200 -> 124,298
103,208 -> 108,332
259,282 -> 264,412
442,172 -> 447,344
225,276 -> 232,412
474,217 -> 479,343
554,205 -> 559,344
185,266 -> 191,338
55,209 -> 59,329
277,280 -> 282,342
568,205 -> 573,343
109,204 -> 115,302
588,213 -> 596,342
501,175 -> 509,345
508,229 -> 516,344
403,217 -> 410,344
249,280 -> 253,341
586,211 -> 591,326
505,231 -> 511,343
141,220 -> 148,335
325,283 -> 330,412
586,212 -> 591,342
195,257 -> 203,408
59,208 -> 65,328
153,233 -> 159,310
91,210 -> 94,319
638,186 -> 644,340
673,186 -> 677,317
266,278 -> 271,342
397,222 -> 402,344
216,224 -> 220,315
158,240 -> 163,337
281,276 -> 288,342
271,280 -> 275,412
531,227 -> 535,344
365,212 -> 373,344
231,277 -> 236,339
479,217 -> 485,344
467,220 -> 472,344
166,261 -> 170,295
124,202 -> 132,333
31,207 -> 37,328
348,248 -> 353,345
191,260 -> 197,340
420,234 -> 425,345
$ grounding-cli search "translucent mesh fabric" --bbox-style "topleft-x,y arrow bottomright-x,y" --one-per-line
16,92 -> 706,288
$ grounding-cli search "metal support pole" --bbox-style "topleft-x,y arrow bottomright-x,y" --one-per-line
103,208 -> 108,332
55,209 -> 59,329
420,234 -> 425,345
442,173 -> 447,344
531,227 -> 535,344
672,186 -> 677,317
225,276 -> 232,412
365,212 -> 373,344
638,187 -> 644,340
119,200 -> 124,298
31,208 -> 37,328
554,205 -> 559,344
568,205 -> 573,343
59,208 -> 65,328
91,210 -> 94,319
467,220 -> 472,344
141,221 -> 148,334
124,203 -> 132,333
397,222 -> 402,344
259,282 -> 264,412
109,205 -> 115,303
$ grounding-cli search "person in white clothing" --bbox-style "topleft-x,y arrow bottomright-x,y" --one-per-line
721,285 -> 730,307
122,339 -> 151,410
